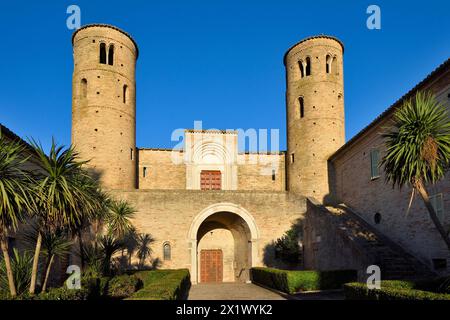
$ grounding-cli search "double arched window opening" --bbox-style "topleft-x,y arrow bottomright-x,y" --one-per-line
99,43 -> 115,66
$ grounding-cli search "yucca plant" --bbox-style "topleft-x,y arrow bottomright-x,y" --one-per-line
28,139 -> 99,294
68,174 -> 107,270
78,242 -> 103,278
99,234 -> 125,276
0,248 -> 33,296
24,226 -> 72,292
0,133 -> 33,296
382,91 -> 450,250
106,200 -> 135,239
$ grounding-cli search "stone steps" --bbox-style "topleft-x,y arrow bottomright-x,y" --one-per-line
325,204 -> 436,280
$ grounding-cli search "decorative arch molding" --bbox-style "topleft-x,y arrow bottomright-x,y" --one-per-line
185,132 -> 238,190
191,140 -> 233,165
188,202 -> 260,284
188,202 -> 260,241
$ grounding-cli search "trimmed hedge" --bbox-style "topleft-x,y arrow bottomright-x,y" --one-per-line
251,267 -> 357,294
128,269 -> 191,300
0,287 -> 89,300
107,274 -> 143,299
344,281 -> 450,300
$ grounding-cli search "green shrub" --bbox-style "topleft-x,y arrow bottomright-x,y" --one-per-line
36,287 -> 89,300
79,275 -> 111,299
107,274 -> 142,299
1,287 -> 90,300
251,267 -> 357,294
128,269 -> 191,300
344,282 -> 450,300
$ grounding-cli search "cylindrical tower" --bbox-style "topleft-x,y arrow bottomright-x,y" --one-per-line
284,35 -> 345,202
72,24 -> 138,189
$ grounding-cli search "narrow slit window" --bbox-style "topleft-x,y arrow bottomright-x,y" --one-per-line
326,55 -> 331,74
81,78 -> 87,99
108,45 -> 114,65
99,43 -> 107,64
143,167 -> 147,177
291,153 -> 295,163
299,97 -> 304,118
123,85 -> 128,104
272,169 -> 276,181
130,148 -> 134,160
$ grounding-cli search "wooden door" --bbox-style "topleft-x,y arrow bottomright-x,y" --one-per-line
200,170 -> 222,190
200,249 -> 223,283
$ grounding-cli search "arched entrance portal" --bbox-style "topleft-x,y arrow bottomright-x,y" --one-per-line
188,203 -> 259,284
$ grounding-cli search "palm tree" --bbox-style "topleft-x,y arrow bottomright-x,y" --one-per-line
28,139 -> 99,294
0,134 -> 33,296
106,200 -> 135,239
382,91 -> 450,250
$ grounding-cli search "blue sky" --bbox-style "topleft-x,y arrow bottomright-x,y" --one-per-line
1,0 -> 449,151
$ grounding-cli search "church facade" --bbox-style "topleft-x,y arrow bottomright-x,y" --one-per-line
66,24 -> 450,283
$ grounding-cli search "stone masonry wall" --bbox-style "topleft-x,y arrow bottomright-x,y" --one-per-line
330,70 -> 450,273
137,149 -> 186,189
111,189 -> 305,276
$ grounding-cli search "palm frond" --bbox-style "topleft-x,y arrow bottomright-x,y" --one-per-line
381,91 -> 450,188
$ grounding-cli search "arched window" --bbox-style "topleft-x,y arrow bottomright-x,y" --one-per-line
326,55 -> 331,74
305,57 -> 311,76
123,85 -> 128,104
108,45 -> 114,66
332,56 -> 338,75
299,97 -> 304,118
81,78 -> 87,99
163,243 -> 171,260
99,43 -> 107,64
298,60 -> 305,78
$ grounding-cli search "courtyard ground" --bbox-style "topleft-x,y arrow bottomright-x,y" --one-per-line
188,283 -> 345,300
188,283 -> 286,300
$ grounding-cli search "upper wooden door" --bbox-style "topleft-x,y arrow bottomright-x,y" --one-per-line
200,170 -> 222,190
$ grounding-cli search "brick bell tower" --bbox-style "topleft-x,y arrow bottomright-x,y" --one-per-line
71,24 -> 138,189
284,35 -> 345,202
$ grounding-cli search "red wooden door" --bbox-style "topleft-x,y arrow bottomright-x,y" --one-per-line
200,170 -> 222,190
200,249 -> 223,283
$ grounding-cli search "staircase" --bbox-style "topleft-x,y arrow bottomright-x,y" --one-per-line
320,203 -> 436,280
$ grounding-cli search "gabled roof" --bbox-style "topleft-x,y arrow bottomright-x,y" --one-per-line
0,123 -> 35,152
330,57 -> 450,161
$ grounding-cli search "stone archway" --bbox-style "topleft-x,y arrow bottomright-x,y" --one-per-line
188,203 -> 260,284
